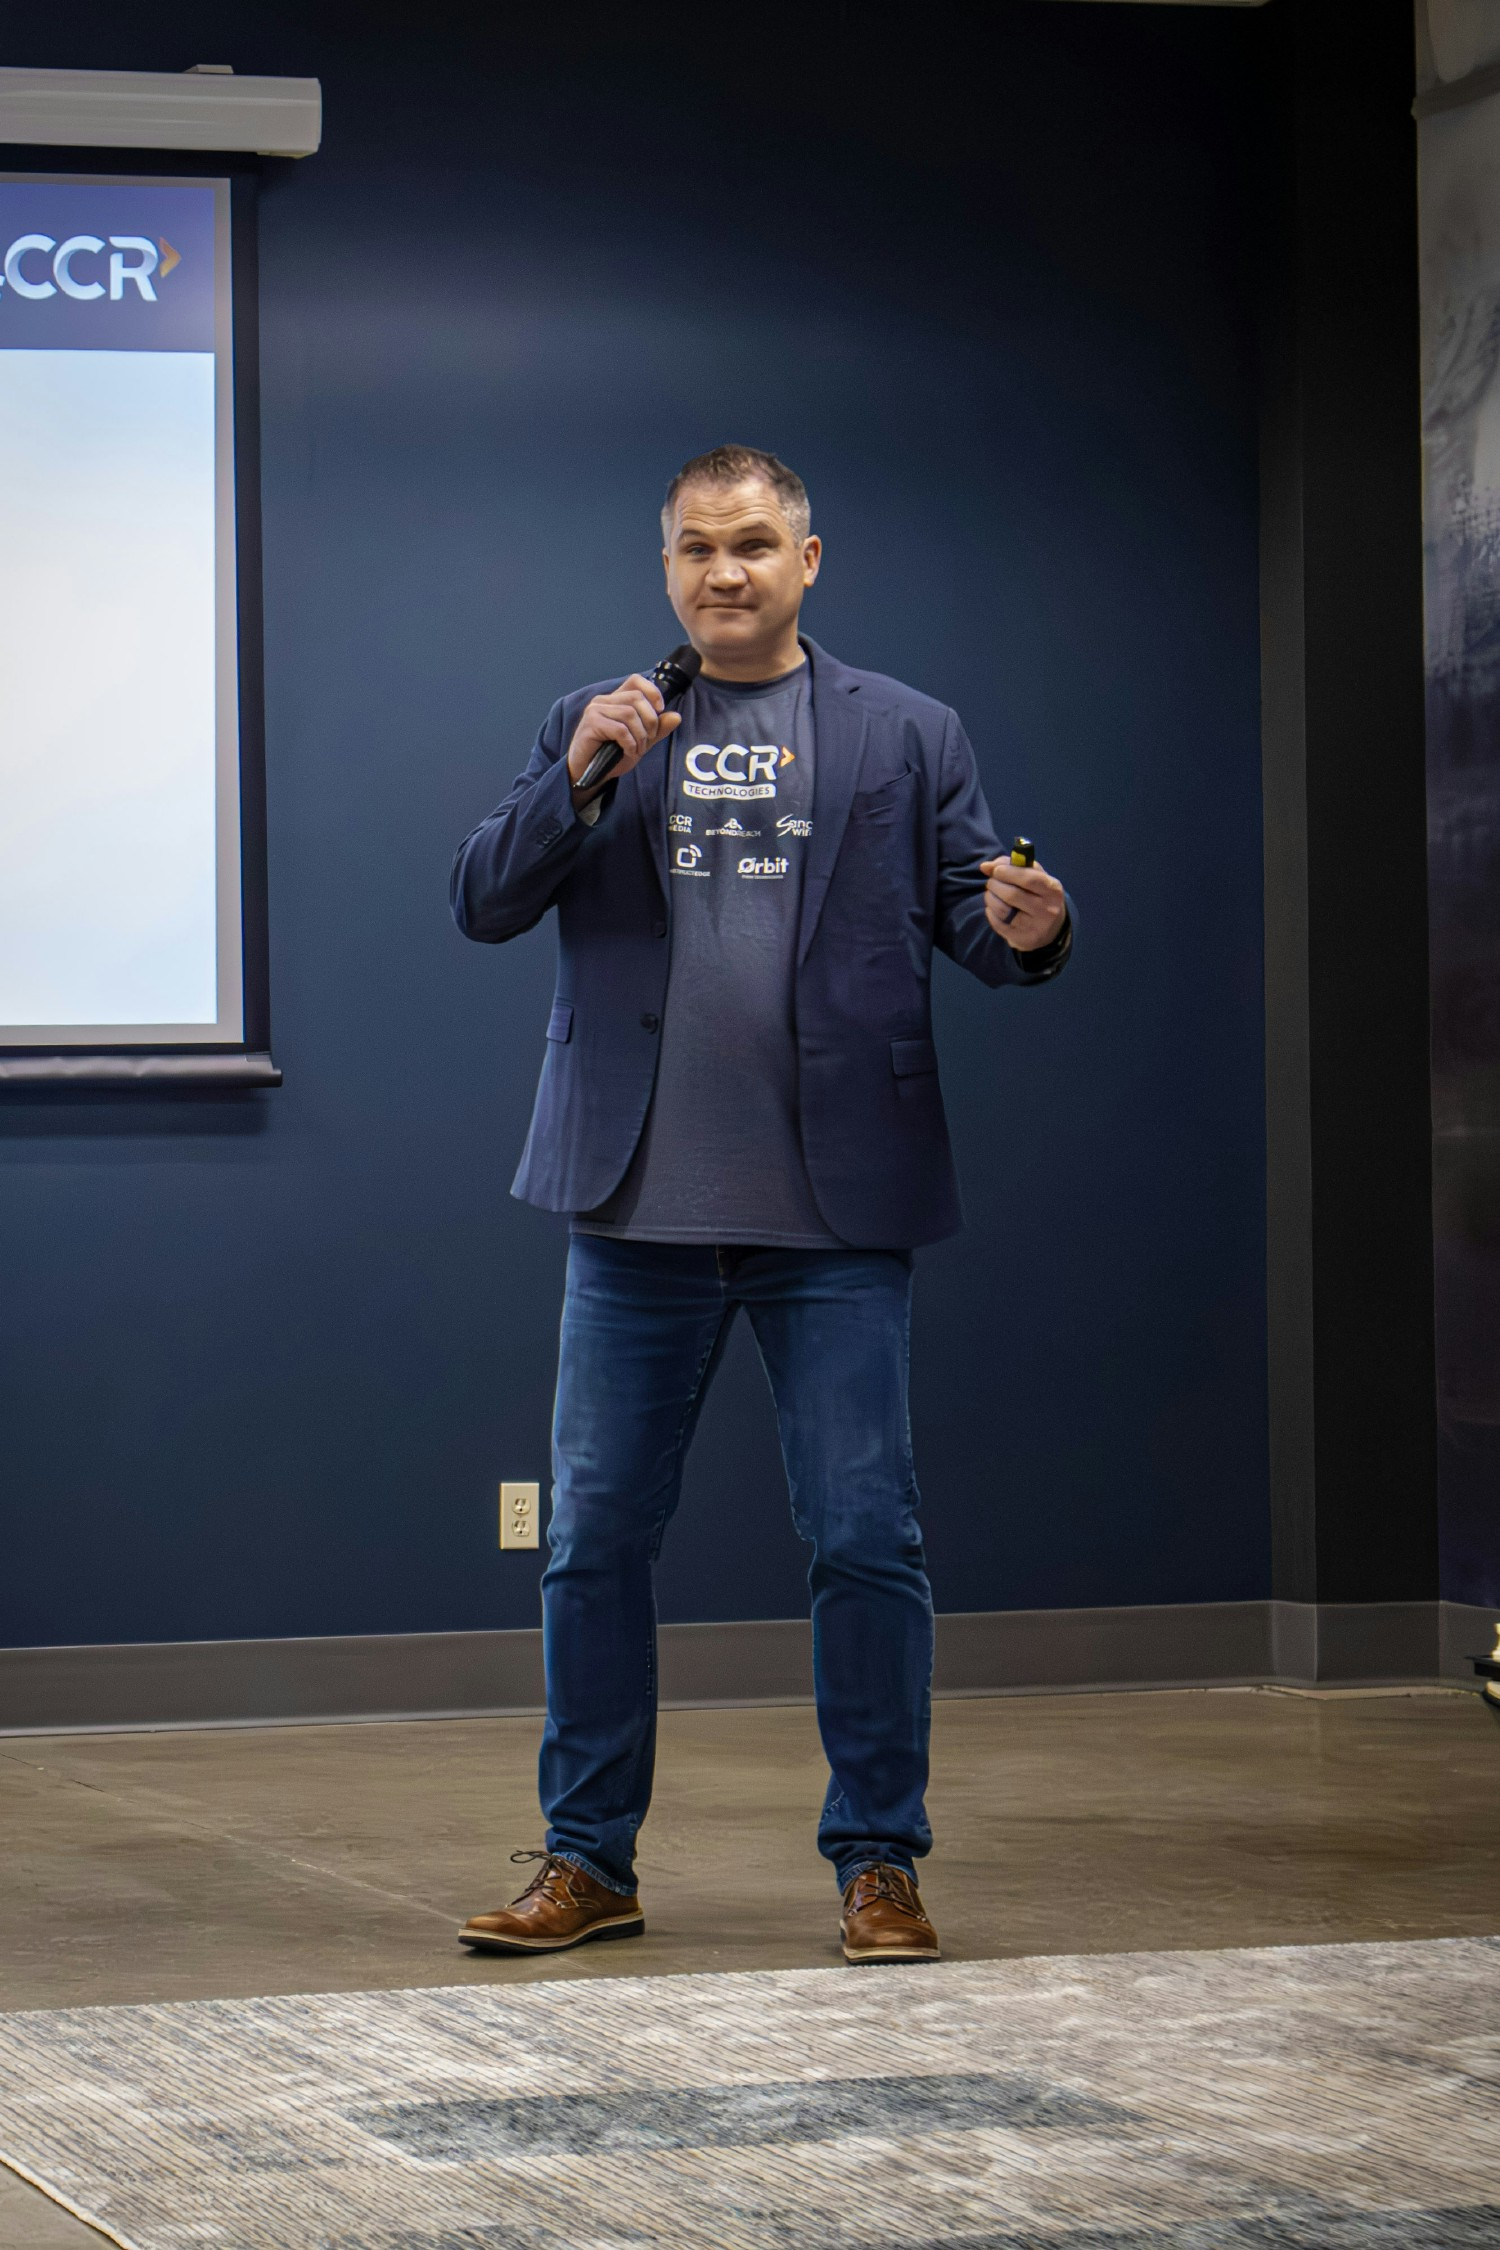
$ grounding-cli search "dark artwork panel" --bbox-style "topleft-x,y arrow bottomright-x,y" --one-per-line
1420,87 -> 1500,1607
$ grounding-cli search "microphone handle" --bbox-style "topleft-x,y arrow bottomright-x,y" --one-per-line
576,656 -> 697,795
576,737 -> 630,795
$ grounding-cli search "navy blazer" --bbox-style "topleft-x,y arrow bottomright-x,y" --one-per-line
450,638 -> 1072,1247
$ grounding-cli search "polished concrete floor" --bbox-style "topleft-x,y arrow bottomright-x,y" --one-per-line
1,1685 -> 1497,2245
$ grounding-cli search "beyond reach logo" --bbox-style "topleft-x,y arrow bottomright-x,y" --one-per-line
682,743 -> 795,803
0,233 -> 180,301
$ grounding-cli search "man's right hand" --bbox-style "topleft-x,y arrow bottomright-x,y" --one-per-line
566,675 -> 684,799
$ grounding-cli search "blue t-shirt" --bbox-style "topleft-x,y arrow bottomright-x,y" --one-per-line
577,660 -> 842,1246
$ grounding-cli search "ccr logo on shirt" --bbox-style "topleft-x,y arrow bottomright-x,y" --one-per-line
683,744 -> 791,802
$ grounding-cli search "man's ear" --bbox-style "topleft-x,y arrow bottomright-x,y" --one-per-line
802,535 -> 823,587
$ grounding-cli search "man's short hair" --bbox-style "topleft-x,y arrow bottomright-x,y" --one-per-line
662,445 -> 811,544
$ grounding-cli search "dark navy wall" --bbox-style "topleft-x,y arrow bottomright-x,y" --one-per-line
0,0 -> 1270,1648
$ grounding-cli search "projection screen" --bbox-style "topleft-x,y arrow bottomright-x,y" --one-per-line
0,173 -> 255,1067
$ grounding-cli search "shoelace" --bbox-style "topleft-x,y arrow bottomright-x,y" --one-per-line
508,1848 -> 585,1908
848,1865 -> 924,1917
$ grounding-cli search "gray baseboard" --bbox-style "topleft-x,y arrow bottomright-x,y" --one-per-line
0,1598 -> 1491,1735
934,1602 -> 1272,1694
0,1628 -> 546,1736
1440,1601 -> 1498,1680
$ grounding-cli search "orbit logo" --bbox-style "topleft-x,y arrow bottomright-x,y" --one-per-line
0,232 -> 179,303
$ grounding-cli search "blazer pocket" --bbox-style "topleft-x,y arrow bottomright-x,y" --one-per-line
852,763 -> 918,810
890,1036 -> 937,1077
546,1001 -> 574,1043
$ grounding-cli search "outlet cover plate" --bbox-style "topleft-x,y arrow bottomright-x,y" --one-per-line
499,1481 -> 541,1551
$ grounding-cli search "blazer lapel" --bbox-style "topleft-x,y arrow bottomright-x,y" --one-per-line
632,731 -> 671,901
798,640 -> 868,965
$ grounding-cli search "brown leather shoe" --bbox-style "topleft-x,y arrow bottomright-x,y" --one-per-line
840,1863 -> 941,1963
459,1852 -> 644,1954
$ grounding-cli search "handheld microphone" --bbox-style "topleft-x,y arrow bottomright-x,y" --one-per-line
576,644 -> 703,795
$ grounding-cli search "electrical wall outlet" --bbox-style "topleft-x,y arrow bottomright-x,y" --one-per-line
499,1481 -> 541,1551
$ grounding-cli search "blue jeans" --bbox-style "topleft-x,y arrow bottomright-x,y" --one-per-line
540,1235 -> 934,1894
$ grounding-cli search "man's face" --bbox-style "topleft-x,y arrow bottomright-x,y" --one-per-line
663,479 -> 821,670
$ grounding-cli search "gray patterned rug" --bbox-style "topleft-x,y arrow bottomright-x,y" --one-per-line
0,1939 -> 1497,2249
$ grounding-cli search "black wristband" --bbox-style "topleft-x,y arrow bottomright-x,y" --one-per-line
1018,911 -> 1071,971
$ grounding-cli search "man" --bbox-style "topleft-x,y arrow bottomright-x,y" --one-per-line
450,445 -> 1071,1965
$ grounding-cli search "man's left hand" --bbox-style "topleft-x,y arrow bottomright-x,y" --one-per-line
978,856 -> 1067,952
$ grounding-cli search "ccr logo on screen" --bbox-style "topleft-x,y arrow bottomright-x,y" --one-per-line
0,233 -> 180,302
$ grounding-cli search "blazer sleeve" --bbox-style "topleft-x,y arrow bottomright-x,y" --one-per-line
932,708 -> 1074,990
449,696 -> 613,944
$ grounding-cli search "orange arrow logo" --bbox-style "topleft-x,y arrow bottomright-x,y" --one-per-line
156,239 -> 181,281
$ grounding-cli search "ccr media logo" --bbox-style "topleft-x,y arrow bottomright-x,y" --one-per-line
0,232 -> 180,302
